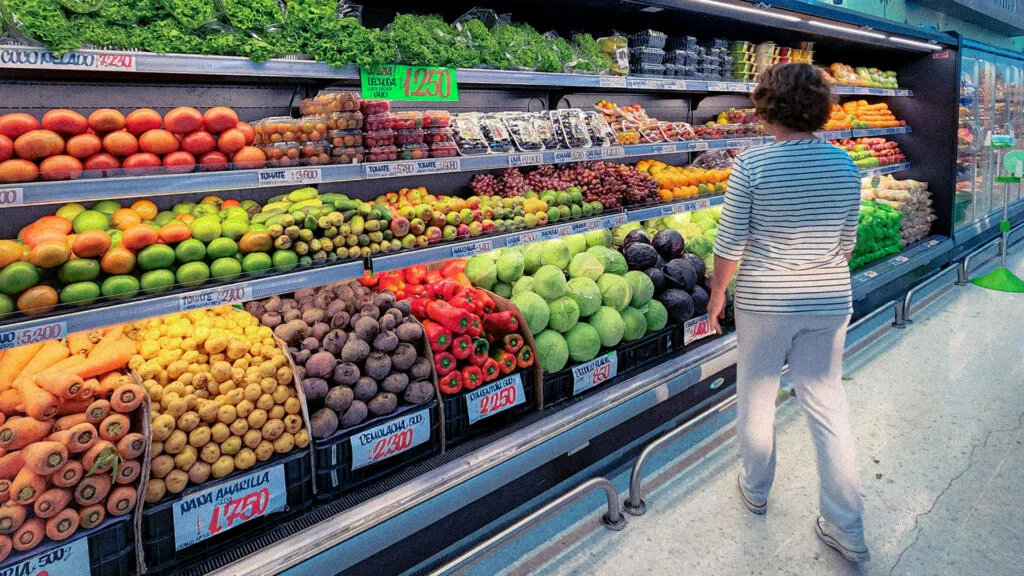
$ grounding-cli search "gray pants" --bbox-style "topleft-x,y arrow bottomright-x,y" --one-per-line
735,309 -> 865,538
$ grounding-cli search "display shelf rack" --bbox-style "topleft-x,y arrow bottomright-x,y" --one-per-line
859,162 -> 912,177
833,86 -> 913,97
850,235 -> 952,298
0,138 -> 770,208
816,127 -> 913,140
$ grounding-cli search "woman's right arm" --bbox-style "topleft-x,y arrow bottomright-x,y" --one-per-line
709,155 -> 753,334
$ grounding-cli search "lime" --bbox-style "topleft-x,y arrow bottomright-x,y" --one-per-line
248,223 -> 268,233
172,202 -> 195,214
72,210 -> 110,233
241,252 -> 272,274
220,219 -> 248,242
206,237 -> 238,260
219,207 -> 248,221
0,294 -> 13,315
56,203 -> 87,221
176,261 -> 211,287
210,257 -> 242,280
100,275 -> 139,299
57,259 -> 100,284
140,269 -> 176,294
0,262 -> 40,295
153,211 -> 176,226
91,200 -> 122,215
59,281 -> 100,305
192,203 -> 219,218
190,215 -> 222,244
137,244 -> 176,271
108,230 -> 123,248
271,249 -> 299,272
174,239 -> 207,264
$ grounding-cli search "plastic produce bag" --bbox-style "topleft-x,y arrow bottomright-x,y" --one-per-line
0,0 -> 82,54
216,0 -> 285,31
692,150 -> 734,169
59,0 -> 105,13
163,0 -> 219,30
453,8 -> 497,69
566,32 -> 608,74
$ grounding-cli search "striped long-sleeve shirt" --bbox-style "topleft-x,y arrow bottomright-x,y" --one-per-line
713,139 -> 861,315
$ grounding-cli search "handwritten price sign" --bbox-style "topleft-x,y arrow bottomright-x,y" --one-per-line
451,240 -> 493,259
180,285 -> 252,312
0,321 -> 67,351
2,534 -> 90,576
505,231 -> 538,248
0,187 -> 24,208
257,168 -> 322,186
361,65 -> 459,102
466,373 -> 526,424
509,153 -> 543,168
0,47 -> 135,71
683,314 -> 714,346
172,466 -> 286,550
572,352 -> 618,396
350,407 -> 431,470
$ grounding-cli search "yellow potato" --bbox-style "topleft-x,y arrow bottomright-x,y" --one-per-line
150,454 -> 175,478
189,426 -> 211,448
260,378 -> 278,394
284,397 -> 301,416
283,414 -> 303,435
261,419 -> 284,441
151,414 -> 176,442
183,394 -> 198,411
211,361 -> 232,383
200,442 -> 220,465
197,399 -> 220,422
272,385 -> 290,405
174,445 -> 197,471
211,455 -> 235,479
244,383 -> 262,403
275,366 -> 292,386
166,397 -> 188,419
247,409 -> 268,430
217,404 -> 237,425
188,461 -> 211,485
268,406 -> 285,421
165,469 -> 189,494
148,384 -> 164,403
259,363 -> 277,378
254,440 -> 274,462
229,418 -> 249,437
177,411 -> 200,433
210,422 -> 231,444
225,388 -> 245,406
294,429 -> 309,449
145,478 -> 166,503
164,430 -> 188,455
273,433 -> 294,454
236,400 -> 255,419
234,448 -> 257,470
151,441 -> 164,457
220,436 -> 242,456
256,394 -> 275,411
243,429 -> 262,450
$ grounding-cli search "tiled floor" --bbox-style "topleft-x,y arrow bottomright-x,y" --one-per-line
472,247 -> 1024,576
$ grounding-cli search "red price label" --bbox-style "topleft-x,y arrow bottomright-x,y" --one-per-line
572,353 -> 618,395
94,53 -> 135,69
207,488 -> 270,536
368,428 -> 415,463
478,384 -> 518,416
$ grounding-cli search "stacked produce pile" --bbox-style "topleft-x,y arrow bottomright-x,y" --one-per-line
126,307 -> 308,502
824,102 -> 904,131
364,265 -> 533,395
862,176 -> 934,244
0,107 -> 263,184
594,100 -> 760,145
624,207 -> 721,277
824,65 -> 899,88
833,138 -> 906,170
471,163 -> 658,210
0,328 -> 146,559
850,202 -> 904,270
635,159 -> 731,201
249,282 -> 435,439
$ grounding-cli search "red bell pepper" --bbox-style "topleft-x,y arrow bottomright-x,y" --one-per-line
434,351 -> 457,376
493,350 -> 517,375
422,319 -> 451,351
516,345 -> 534,369
483,311 -> 519,334
461,365 -> 483,390
439,371 -> 463,395
406,284 -> 427,298
470,338 -> 489,366
427,300 -> 473,334
452,290 -> 476,313
441,259 -> 467,278
358,270 -> 378,287
451,334 -> 473,361
472,289 -> 496,315
429,279 -> 461,301
482,358 -> 501,382
466,314 -> 483,337
425,269 -> 444,285
410,297 -> 431,320
503,333 -> 523,354
453,272 -> 473,288
404,264 -> 428,285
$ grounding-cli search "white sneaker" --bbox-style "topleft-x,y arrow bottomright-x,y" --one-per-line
815,516 -> 871,562
737,473 -> 766,515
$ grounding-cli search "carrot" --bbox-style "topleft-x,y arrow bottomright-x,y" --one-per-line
54,413 -> 88,431
115,459 -> 140,485
0,534 -> 10,563
98,413 -> 129,442
97,372 -> 127,397
0,343 -> 44,391
15,340 -> 69,381
0,418 -> 52,450
11,517 -> 43,551
55,398 -> 92,415
21,441 -> 67,475
13,379 -> 58,420
81,440 -> 118,475
85,399 -> 110,425
10,468 -> 45,504
0,390 -> 21,416
77,504 -> 105,529
73,474 -> 111,506
71,333 -> 135,379
116,433 -> 145,460
68,330 -> 102,356
65,422 -> 98,454
44,508 -> 79,541
35,353 -> 85,378
51,459 -> 83,488
110,382 -> 145,413
107,486 -> 138,517
0,505 -> 26,534
0,452 -> 23,480
0,414 -> 4,427
35,372 -> 83,400
33,487 -> 72,519
78,378 -> 98,401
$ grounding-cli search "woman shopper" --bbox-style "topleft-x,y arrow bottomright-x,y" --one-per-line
707,63 -> 869,563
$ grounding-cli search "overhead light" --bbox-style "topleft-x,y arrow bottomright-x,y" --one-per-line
888,36 -> 943,50
807,20 -> 886,39
639,5 -> 663,12
687,0 -> 803,22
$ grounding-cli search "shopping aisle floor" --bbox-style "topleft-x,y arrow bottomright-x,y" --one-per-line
471,247 -> 1024,576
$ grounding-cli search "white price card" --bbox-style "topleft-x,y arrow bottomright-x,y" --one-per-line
599,76 -> 627,88
466,373 -> 526,424
601,214 -> 628,228
350,407 -> 431,470
180,285 -> 252,312
0,47 -> 136,71
0,187 -> 24,208
889,255 -> 909,265
708,82 -> 729,91
173,464 -> 287,549
862,270 -> 879,279
928,239 -> 940,246
570,221 -> 592,234
538,227 -> 562,241
451,240 -> 494,258
660,203 -> 686,216
505,231 -> 538,248
257,167 -> 322,186
572,352 -> 618,396
364,162 -> 414,179
602,147 -> 626,159
690,141 -> 709,151
693,198 -> 712,210
585,148 -> 605,161
0,321 -> 67,351
684,314 -> 714,346
409,158 -> 461,175
553,150 -> 588,164
508,153 -> 543,168
4,532 -> 90,576
653,144 -> 678,155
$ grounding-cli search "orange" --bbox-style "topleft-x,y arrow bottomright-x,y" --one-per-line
131,199 -> 158,221
111,208 -> 142,230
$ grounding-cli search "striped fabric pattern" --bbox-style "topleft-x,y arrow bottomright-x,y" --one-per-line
713,140 -> 862,315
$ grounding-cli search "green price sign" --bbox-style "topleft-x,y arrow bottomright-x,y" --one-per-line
360,65 -> 459,101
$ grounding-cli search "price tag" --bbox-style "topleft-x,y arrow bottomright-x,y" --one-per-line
708,82 -> 729,91
505,231 -> 538,248
570,221 -> 592,234
173,465 -> 287,549
723,140 -> 744,149
0,187 -> 24,207
928,239 -> 940,246
653,144 -> 678,154
897,89 -> 911,96
256,167 -> 322,187
599,76 -> 627,89
350,407 -> 431,470
360,65 -> 458,101
572,352 -> 618,396
585,148 -> 605,161
603,147 -> 626,160
683,314 -> 714,346
509,153 -> 543,168
675,80 -> 691,90
660,203 -> 686,216
862,270 -> 879,279
4,533 -> 90,576
693,198 -> 712,210
451,240 -> 494,259
552,150 -> 587,164
466,373 -> 526,424
867,88 -> 885,95
180,285 -> 252,312
690,141 -> 709,151
601,214 -> 628,228
889,255 -> 909,265
409,158 -> 461,175
364,163 -> 399,179
0,321 -> 67,351
0,47 -> 136,71
817,131 -> 847,141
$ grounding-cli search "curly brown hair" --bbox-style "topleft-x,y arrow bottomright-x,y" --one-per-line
751,63 -> 833,132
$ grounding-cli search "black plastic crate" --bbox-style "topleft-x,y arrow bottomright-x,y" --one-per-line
443,370 -> 537,448
0,516 -> 133,576
141,448 -> 313,576
313,399 -> 442,501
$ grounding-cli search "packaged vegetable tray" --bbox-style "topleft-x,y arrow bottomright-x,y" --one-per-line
552,109 -> 593,149
476,114 -> 515,154
501,113 -> 546,151
451,115 -> 491,156
629,29 -> 668,49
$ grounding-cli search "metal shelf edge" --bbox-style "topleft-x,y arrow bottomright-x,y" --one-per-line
859,162 -> 911,177
851,235 -> 952,298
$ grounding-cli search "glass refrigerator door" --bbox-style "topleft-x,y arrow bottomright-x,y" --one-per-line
975,53 -> 996,221
956,51 -> 981,230
1009,58 -> 1024,206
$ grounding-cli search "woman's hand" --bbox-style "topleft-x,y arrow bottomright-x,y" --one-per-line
707,290 -> 727,335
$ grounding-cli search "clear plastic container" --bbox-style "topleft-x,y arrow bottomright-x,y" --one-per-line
299,90 -> 361,116
667,36 -> 698,51
554,109 -> 593,148
429,142 -> 458,158
730,41 -> 754,54
366,113 -> 393,132
367,145 -> 398,162
421,110 -> 451,128
327,130 -> 364,148
364,130 -> 395,148
300,141 -> 331,165
451,115 -> 491,156
476,114 -> 514,154
634,63 -> 667,76
664,50 -> 692,65
320,111 -> 364,131
262,141 -> 302,167
253,117 -> 301,145
631,47 -> 665,64
638,122 -> 667,143
390,111 -> 424,130
423,127 -> 454,144
399,143 -> 429,160
331,146 -> 366,165
530,113 -> 561,149
294,117 -> 330,142
614,121 -> 641,145
360,100 -> 389,116
733,62 -> 757,75
584,111 -> 617,147
395,128 -> 426,145
629,29 -> 668,49
501,113 -> 545,151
